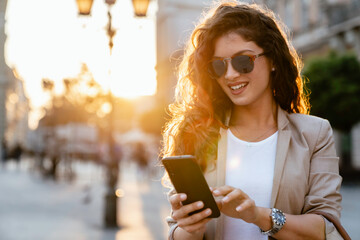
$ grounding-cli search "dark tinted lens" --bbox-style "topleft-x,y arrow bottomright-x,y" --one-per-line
211,60 -> 226,78
232,55 -> 254,73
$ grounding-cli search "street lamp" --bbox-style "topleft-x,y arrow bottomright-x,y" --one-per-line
76,0 -> 94,15
132,0 -> 150,17
75,0 -> 150,228
76,0 -> 150,17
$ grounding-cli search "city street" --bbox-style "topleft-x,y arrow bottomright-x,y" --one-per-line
0,158 -> 170,240
0,157 -> 359,240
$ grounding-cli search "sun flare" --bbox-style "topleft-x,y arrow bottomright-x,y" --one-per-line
5,0 -> 157,128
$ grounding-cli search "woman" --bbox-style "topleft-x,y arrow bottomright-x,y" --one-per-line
161,1 -> 343,239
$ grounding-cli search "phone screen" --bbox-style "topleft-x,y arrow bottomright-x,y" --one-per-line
162,155 -> 220,218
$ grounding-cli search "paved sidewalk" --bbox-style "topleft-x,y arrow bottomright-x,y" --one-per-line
340,183 -> 360,239
0,158 -> 170,240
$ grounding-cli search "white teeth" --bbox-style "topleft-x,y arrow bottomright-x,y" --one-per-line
230,83 -> 247,90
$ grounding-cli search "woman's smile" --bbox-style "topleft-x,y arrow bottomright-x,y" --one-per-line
228,81 -> 248,94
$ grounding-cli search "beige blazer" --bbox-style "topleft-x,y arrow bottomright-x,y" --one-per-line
167,107 -> 343,239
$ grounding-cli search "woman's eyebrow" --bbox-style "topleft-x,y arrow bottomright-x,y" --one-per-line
213,49 -> 255,58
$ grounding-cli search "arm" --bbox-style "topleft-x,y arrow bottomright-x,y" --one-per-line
303,119 -> 342,218
213,187 -> 325,240
254,207 -> 325,240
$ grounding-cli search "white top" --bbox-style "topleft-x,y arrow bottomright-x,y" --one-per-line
223,129 -> 278,240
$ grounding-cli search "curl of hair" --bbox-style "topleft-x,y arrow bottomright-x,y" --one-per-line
161,1 -> 309,172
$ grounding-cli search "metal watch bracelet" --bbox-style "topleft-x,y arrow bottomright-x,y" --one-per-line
260,208 -> 286,236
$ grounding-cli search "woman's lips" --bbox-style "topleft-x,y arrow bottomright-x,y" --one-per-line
228,82 -> 248,94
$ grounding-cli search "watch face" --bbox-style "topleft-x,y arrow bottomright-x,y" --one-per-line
274,211 -> 286,225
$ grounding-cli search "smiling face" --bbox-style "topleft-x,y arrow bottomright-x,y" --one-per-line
213,32 -> 274,109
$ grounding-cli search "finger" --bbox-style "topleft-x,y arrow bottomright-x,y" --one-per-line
210,186 -> 217,194
222,188 -> 248,203
215,199 -> 223,210
212,185 -> 234,197
178,208 -> 212,227
236,199 -> 255,212
169,193 -> 186,210
172,201 -> 205,220
179,214 -> 212,233
182,218 -> 212,233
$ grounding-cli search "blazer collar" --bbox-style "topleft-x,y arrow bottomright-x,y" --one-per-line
277,105 -> 290,130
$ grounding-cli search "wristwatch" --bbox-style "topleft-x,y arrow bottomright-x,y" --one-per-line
260,208 -> 286,236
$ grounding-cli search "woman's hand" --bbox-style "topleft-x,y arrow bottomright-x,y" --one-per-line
212,185 -> 260,224
169,193 -> 213,236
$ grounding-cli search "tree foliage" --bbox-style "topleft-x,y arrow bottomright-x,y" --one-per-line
39,64 -> 134,135
303,52 -> 360,132
40,64 -> 107,127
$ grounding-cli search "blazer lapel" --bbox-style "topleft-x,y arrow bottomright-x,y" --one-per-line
270,108 -> 291,207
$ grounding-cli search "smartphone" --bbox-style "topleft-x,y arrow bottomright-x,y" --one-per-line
162,155 -> 220,218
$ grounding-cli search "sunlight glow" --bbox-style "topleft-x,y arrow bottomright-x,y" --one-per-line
115,188 -> 125,198
5,0 -> 157,129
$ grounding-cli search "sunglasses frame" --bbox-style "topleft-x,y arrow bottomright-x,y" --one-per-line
208,52 -> 266,79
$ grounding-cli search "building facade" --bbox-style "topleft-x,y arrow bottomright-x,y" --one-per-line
155,0 -> 213,104
4,71 -> 29,151
262,0 -> 360,59
0,0 -> 9,159
1,0 -> 29,157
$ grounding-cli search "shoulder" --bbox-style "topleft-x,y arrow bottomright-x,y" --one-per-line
283,112 -> 336,153
278,107 -> 335,142
286,113 -> 331,131
287,112 -> 321,122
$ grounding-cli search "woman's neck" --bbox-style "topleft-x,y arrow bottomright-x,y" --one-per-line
230,100 -> 278,129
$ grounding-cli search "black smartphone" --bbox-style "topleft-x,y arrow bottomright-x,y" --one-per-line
162,155 -> 220,218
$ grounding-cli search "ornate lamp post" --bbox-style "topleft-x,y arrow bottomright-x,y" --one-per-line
75,0 -> 150,228
75,0 -> 94,15
132,0 -> 151,17
76,0 -> 150,17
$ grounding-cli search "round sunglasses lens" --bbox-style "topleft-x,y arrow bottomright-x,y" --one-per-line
211,60 -> 226,77
232,55 -> 254,73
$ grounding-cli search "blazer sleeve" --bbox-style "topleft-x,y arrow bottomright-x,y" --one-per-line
303,119 -> 342,218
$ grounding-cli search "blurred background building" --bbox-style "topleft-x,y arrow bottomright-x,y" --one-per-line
0,0 -> 29,161
0,0 -> 9,159
156,0 -> 213,104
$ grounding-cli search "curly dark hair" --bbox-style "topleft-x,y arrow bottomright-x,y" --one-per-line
161,1 -> 309,171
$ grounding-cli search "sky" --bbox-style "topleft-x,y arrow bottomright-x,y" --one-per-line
4,0 -> 157,129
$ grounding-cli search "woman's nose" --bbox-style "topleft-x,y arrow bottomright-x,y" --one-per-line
224,60 -> 240,80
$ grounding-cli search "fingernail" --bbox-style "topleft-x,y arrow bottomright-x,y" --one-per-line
180,194 -> 186,200
222,196 -> 229,202
205,209 -> 211,215
213,190 -> 220,195
197,201 -> 204,208
236,206 -> 242,211
210,187 -> 213,191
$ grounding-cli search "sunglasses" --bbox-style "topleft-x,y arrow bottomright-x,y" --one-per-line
208,52 -> 266,79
